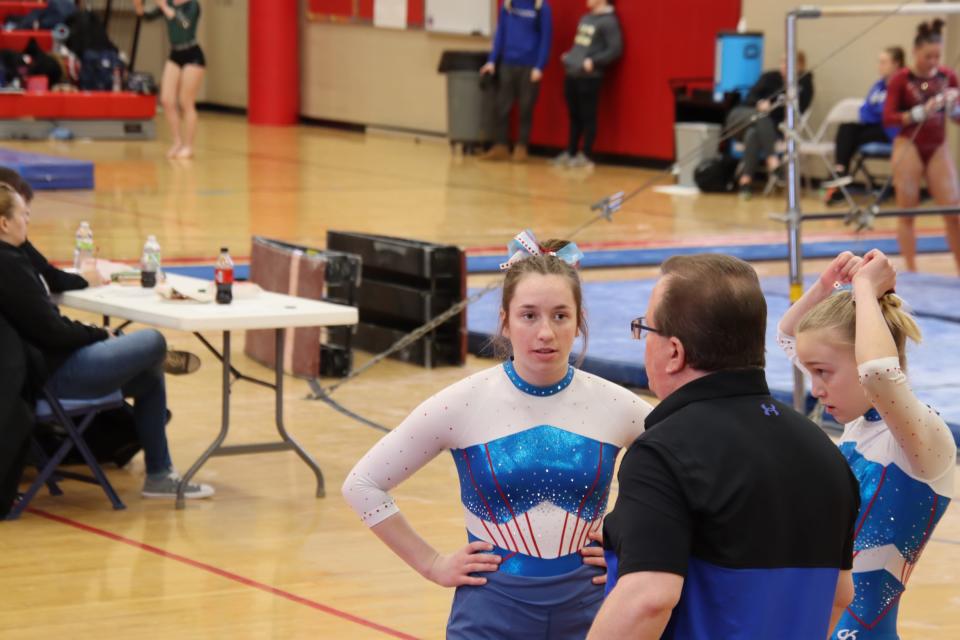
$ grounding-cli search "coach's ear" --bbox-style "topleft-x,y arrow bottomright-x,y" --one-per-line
664,336 -> 686,375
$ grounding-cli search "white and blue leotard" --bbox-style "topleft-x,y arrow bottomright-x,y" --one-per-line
779,331 -> 955,640
342,361 -> 650,578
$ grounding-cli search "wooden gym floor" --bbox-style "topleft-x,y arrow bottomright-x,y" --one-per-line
1,113 -> 958,639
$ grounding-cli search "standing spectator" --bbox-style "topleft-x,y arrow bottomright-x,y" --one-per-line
480,0 -> 552,163
589,254 -> 859,639
553,0 -> 622,169
824,47 -> 904,205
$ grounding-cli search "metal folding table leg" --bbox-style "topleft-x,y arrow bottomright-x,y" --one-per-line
271,329 -> 325,497
176,331 -> 233,509
175,329 -> 326,508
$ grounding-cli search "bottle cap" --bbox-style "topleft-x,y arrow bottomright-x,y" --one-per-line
147,234 -> 157,242
220,247 -> 229,252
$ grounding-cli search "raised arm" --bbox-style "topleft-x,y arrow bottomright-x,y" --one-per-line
778,252 -> 862,351
852,250 -> 956,480
341,388 -> 501,586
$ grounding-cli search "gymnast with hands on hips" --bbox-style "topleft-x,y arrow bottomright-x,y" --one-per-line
342,230 -> 651,639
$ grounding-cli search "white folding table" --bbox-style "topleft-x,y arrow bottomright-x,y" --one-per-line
57,274 -> 358,508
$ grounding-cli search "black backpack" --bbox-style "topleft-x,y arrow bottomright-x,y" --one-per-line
35,402 -> 142,468
79,49 -> 122,90
694,156 -> 738,193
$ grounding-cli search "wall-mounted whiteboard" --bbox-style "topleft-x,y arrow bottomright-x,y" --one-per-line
425,0 -> 492,36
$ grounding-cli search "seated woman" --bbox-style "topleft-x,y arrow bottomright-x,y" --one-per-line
824,46 -> 904,204
0,176 -> 213,500
725,51 -> 814,199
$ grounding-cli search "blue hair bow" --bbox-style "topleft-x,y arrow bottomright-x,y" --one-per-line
499,229 -> 584,270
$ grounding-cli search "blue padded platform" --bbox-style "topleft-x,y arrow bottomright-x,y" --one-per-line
466,236 -> 950,273
467,275 -> 960,446
0,148 -> 94,190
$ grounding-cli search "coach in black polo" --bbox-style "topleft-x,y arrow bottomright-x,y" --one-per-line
588,254 -> 860,640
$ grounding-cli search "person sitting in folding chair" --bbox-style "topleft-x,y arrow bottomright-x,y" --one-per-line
823,47 -> 904,205
0,181 -> 214,500
725,52 -> 814,199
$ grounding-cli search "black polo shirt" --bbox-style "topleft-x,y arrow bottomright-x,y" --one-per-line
603,368 -> 860,639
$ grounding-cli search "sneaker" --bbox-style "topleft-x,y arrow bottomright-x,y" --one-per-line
821,174 -> 853,189
738,183 -> 753,200
512,145 -> 528,162
164,350 -> 201,375
550,151 -> 571,167
478,144 -> 510,162
823,186 -> 847,206
142,472 -> 215,499
568,152 -> 594,169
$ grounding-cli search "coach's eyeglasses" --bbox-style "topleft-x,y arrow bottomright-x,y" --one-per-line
630,317 -> 661,340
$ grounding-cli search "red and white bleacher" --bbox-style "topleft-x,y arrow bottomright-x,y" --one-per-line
0,1 -> 156,140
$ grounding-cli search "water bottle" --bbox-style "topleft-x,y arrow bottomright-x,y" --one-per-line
140,235 -> 162,288
73,221 -> 94,270
214,247 -> 234,304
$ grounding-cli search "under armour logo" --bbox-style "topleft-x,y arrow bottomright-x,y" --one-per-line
836,630 -> 858,640
761,403 -> 780,417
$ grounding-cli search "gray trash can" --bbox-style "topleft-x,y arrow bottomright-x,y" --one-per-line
674,123 -> 722,188
438,51 -> 494,152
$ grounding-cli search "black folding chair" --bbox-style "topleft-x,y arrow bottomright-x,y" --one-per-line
6,388 -> 126,520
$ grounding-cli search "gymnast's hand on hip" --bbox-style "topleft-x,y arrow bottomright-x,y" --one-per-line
425,541 -> 501,587
580,529 -> 607,585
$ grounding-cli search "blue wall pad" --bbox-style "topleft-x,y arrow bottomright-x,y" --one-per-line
0,148 -> 94,190
466,236 -> 949,273
164,264 -> 250,281
467,277 -> 960,447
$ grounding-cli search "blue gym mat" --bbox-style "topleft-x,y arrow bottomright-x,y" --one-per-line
466,236 -> 950,273
0,148 -> 94,190
466,275 -> 960,446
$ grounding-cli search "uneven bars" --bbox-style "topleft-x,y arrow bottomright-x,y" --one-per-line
793,3 -> 960,19
783,2 -> 960,413
770,206 -> 960,222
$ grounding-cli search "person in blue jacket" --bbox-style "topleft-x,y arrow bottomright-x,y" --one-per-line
825,47 -> 904,204
480,0 -> 552,163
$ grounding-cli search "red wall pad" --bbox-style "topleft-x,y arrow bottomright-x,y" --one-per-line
249,1 -> 300,125
529,0 -> 740,161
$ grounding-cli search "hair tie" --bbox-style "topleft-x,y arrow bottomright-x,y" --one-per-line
498,229 -> 584,270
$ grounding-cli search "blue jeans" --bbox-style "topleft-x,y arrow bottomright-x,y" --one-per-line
46,329 -> 172,475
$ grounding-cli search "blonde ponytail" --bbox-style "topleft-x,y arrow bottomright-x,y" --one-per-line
797,291 -> 922,370
878,293 -> 922,367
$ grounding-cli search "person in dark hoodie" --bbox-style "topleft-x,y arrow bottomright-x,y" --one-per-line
0,171 -> 213,501
479,0 -> 552,162
0,313 -> 35,518
552,0 -> 622,169
725,51 -> 814,198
